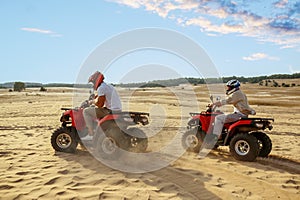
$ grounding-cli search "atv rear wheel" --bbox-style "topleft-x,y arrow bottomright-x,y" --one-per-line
182,128 -> 202,153
252,132 -> 272,157
94,127 -> 128,160
51,127 -> 78,153
229,133 -> 259,162
125,128 -> 148,153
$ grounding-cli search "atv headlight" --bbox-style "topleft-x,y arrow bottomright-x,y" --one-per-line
188,118 -> 199,127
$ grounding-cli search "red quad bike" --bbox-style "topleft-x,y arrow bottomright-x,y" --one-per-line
51,98 -> 149,158
182,96 -> 274,161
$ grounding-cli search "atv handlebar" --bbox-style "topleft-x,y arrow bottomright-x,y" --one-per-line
206,103 -> 217,113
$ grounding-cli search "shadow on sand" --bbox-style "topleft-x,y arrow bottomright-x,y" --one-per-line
55,149 -> 221,200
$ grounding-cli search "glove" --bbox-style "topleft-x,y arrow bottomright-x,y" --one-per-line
214,101 -> 222,107
80,100 -> 90,108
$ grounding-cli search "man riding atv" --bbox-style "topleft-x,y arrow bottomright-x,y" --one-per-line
81,71 -> 122,140
204,79 -> 256,147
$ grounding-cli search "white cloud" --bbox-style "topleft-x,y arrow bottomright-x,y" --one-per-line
184,17 -> 245,34
243,53 -> 280,61
107,0 -> 142,9
21,27 -> 62,37
243,53 -> 267,61
108,0 -> 300,48
21,27 -> 54,34
289,65 -> 300,73
274,0 -> 288,8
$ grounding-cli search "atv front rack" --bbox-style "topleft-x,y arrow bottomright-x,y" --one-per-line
189,112 -> 201,116
61,107 -> 72,111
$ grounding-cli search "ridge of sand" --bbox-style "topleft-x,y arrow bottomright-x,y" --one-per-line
0,86 -> 299,199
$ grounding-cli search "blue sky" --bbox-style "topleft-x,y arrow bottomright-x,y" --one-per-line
0,0 -> 299,84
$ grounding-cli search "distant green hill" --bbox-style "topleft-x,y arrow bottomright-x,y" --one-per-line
0,82 -> 90,89
1,73 -> 299,89
0,82 -> 42,88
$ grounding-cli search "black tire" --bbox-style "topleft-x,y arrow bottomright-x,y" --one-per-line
252,132 -> 272,157
51,127 -> 78,153
229,133 -> 259,162
94,127 -> 127,160
182,128 -> 202,153
124,128 -> 148,153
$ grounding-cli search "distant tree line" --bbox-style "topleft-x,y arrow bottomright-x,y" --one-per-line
258,79 -> 298,87
2,73 -> 299,90
118,73 -> 300,88
0,82 -> 91,89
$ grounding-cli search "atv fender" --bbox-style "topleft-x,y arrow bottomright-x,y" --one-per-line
228,120 -> 253,133
223,120 -> 253,145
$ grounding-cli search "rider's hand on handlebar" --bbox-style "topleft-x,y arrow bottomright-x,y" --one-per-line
251,110 -> 256,115
213,101 -> 222,107
88,99 -> 95,105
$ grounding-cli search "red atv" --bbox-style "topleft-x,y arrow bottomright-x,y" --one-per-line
182,96 -> 274,161
51,98 -> 149,158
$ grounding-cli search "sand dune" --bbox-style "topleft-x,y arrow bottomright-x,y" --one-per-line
0,85 -> 299,199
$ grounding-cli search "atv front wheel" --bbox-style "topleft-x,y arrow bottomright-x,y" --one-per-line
51,127 -> 78,153
229,133 -> 259,162
252,132 -> 272,157
182,128 -> 202,153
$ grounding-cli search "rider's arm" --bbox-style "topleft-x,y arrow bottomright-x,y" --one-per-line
214,96 -> 233,107
222,95 -> 234,105
94,95 -> 105,107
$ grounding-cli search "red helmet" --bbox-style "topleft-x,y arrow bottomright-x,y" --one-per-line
88,71 -> 104,90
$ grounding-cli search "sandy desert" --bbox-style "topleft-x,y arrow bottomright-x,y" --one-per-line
0,81 -> 299,200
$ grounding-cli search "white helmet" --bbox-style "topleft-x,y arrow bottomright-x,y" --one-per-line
226,79 -> 240,95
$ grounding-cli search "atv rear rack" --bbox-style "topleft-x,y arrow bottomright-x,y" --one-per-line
117,112 -> 150,126
112,111 -> 150,116
240,117 -> 274,122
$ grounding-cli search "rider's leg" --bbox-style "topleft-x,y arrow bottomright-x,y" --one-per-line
203,113 -> 241,147
83,107 -> 111,136
95,107 -> 111,119
224,113 -> 244,123
83,107 -> 97,136
199,113 -> 244,155
212,114 -> 227,137
200,114 -> 227,150
213,113 -> 242,136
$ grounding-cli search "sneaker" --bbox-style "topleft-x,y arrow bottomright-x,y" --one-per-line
81,135 -> 93,141
197,148 -> 210,159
